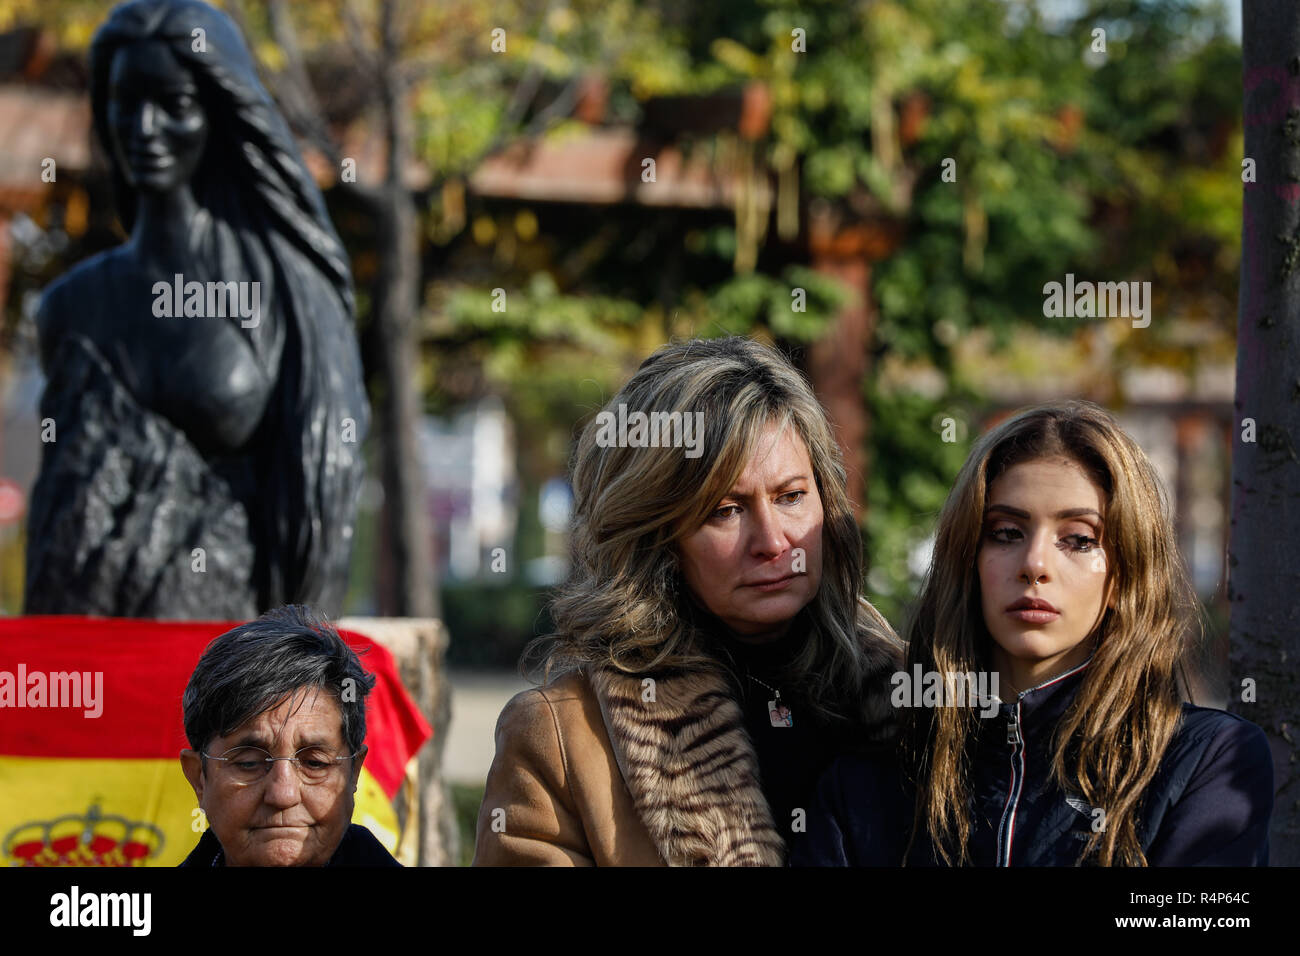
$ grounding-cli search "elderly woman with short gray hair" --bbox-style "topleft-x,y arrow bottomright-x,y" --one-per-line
178,605 -> 398,866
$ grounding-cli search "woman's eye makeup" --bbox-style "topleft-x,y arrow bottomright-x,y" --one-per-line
708,488 -> 806,520
1061,533 -> 1100,552
983,521 -> 1101,551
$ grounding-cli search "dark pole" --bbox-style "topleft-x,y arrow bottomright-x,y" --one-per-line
1229,0 -> 1300,864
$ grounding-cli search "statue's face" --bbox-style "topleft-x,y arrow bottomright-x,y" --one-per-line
107,39 -> 208,193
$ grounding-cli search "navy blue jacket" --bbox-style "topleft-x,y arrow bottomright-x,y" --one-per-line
792,660 -> 1274,866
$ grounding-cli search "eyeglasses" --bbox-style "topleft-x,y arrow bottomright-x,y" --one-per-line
201,746 -> 358,785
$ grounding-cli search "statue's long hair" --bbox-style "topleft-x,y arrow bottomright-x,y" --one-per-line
89,0 -> 370,612
903,401 -> 1196,866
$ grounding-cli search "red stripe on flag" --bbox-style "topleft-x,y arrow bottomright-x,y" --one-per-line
336,628 -> 432,796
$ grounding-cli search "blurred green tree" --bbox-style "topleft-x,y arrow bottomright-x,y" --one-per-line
1,0 -> 1243,632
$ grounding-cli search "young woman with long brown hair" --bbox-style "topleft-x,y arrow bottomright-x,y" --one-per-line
795,400 -> 1273,866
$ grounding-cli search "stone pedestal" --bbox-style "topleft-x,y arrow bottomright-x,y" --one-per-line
339,617 -> 454,867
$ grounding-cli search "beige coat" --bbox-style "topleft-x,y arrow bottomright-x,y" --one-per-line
472,665 -> 788,866
473,632 -> 900,866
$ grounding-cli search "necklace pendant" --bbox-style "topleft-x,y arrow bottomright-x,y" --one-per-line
767,696 -> 793,728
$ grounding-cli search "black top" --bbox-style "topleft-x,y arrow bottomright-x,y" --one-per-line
178,823 -> 401,867
700,609 -> 851,841
792,660 -> 1274,866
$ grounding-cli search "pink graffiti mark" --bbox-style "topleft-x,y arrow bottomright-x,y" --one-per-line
1242,180 -> 1300,204
1236,198 -> 1276,468
1244,64 -> 1300,127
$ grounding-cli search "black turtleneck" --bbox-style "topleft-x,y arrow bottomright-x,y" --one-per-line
705,615 -> 849,841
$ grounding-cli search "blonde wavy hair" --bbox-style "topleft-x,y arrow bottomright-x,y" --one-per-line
903,400 -> 1198,866
525,336 -> 902,732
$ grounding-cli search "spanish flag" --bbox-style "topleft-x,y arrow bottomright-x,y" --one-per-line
0,617 -> 431,866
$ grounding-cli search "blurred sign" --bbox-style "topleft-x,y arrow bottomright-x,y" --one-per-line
0,479 -> 24,524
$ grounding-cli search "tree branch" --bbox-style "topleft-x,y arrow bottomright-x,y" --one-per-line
267,0 -> 336,146
257,0 -> 386,203
339,0 -> 379,80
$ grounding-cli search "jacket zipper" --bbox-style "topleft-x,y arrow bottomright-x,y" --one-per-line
996,700 -> 1025,866
991,658 -> 1093,867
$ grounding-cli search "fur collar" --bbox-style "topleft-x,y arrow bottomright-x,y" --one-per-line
587,665 -> 785,866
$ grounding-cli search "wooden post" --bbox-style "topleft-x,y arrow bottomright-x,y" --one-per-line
807,206 -> 903,518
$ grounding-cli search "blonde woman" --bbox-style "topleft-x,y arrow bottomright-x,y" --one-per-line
473,337 -> 903,866
795,401 -> 1273,866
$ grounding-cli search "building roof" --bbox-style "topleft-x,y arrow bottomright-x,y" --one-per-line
0,85 -> 91,210
469,126 -> 766,209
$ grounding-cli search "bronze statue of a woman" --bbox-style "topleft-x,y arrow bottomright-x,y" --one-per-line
24,0 -> 369,618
